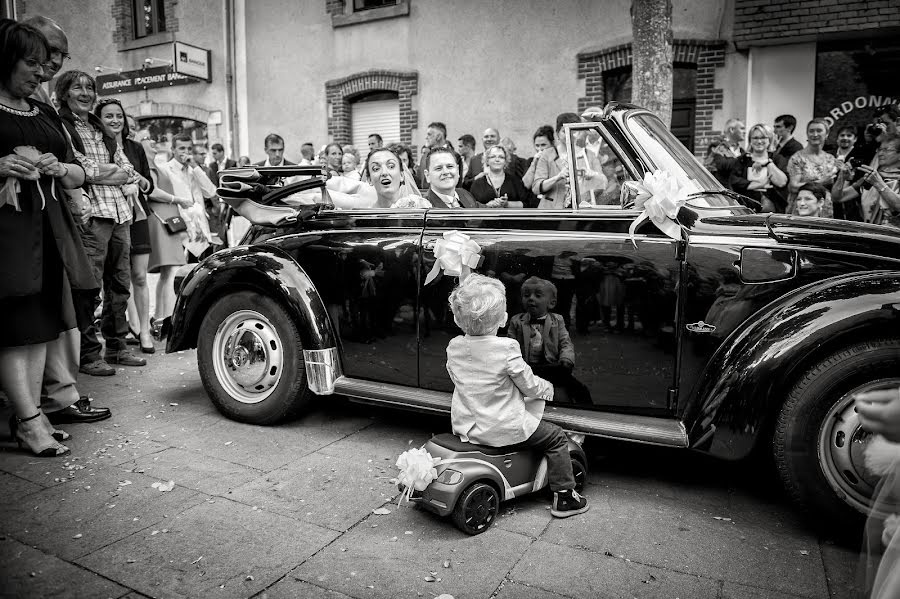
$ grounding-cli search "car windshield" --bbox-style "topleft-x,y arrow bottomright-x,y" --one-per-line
624,113 -> 742,208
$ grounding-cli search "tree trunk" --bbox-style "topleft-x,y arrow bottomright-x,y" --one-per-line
631,0 -> 674,127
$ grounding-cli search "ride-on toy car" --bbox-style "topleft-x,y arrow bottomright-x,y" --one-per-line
400,433 -> 588,535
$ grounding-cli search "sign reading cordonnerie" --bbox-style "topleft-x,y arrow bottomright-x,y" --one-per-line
96,66 -> 195,96
174,41 -> 211,82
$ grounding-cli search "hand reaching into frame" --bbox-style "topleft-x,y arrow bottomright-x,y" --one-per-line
856,387 -> 900,443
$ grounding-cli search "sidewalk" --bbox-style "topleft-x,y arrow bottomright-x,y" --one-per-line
1,342 -> 860,598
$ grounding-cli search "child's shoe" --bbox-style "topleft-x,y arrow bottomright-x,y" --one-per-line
551,489 -> 589,518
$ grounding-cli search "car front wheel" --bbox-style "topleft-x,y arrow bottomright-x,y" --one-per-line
197,290 -> 311,424
774,339 -> 900,537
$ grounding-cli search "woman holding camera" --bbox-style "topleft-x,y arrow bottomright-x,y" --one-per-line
832,135 -> 900,228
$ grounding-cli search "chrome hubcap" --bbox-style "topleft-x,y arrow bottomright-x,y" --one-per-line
212,310 -> 283,404
818,378 -> 900,516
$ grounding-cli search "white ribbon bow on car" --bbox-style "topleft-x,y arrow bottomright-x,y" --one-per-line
424,230 -> 483,285
627,170 -> 689,247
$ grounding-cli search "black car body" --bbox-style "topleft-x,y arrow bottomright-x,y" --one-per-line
167,103 -> 900,533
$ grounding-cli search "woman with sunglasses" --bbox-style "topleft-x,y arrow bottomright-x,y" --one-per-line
95,98 -> 156,353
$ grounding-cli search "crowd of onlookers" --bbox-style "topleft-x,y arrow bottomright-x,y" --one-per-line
704,109 -> 900,224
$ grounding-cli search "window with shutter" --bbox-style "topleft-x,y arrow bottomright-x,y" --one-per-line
351,92 -> 400,163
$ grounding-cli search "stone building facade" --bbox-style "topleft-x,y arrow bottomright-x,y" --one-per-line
6,0 -> 898,163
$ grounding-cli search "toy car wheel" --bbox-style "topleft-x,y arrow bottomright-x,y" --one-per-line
774,339 -> 900,537
452,482 -> 499,535
571,457 -> 587,493
197,290 -> 311,424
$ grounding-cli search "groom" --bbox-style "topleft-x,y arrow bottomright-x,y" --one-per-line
423,148 -> 481,209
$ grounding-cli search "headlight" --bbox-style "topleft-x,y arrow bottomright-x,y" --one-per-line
436,468 -> 463,485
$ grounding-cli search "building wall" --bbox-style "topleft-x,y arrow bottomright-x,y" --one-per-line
734,0 -> 900,47
16,0 -> 231,150
746,43 -> 816,144
240,0 -> 735,163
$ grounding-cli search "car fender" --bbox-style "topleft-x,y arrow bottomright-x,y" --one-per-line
684,271 -> 900,460
166,244 -> 338,356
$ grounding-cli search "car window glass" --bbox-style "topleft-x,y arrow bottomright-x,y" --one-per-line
568,125 -> 634,210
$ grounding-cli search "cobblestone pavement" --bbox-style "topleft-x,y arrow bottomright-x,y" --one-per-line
0,283 -> 863,598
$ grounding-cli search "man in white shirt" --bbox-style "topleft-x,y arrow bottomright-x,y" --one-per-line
159,134 -> 217,258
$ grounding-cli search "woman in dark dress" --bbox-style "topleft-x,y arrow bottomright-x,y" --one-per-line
95,98 -> 156,353
0,19 -> 97,457
469,145 -> 537,208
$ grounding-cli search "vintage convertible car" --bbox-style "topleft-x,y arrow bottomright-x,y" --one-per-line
167,103 -> 900,534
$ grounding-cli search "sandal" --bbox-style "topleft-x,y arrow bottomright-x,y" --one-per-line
11,412 -> 69,457
9,413 -> 70,443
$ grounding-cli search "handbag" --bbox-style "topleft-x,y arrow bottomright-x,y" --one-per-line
149,206 -> 187,233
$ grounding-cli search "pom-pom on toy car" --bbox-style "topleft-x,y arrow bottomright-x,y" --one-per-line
398,432 -> 588,535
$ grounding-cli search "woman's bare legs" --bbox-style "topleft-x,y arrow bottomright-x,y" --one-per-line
0,344 -> 67,455
155,264 -> 177,321
130,253 -> 152,346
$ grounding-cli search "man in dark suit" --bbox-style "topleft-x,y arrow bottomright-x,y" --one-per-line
254,133 -> 296,167
423,147 -> 481,208
773,114 -> 803,161
462,127 -> 500,189
208,143 -> 237,184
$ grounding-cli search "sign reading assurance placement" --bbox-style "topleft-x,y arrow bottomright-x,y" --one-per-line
96,66 -> 195,96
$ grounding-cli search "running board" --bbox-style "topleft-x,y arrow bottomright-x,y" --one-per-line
332,377 -> 688,448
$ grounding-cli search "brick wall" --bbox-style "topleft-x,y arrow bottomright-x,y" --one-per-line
734,0 -> 900,46
577,39 -> 725,157
325,0 -> 344,17
325,69 -> 419,153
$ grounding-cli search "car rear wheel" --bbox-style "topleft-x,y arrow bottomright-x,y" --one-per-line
774,339 -> 900,537
197,291 -> 311,424
452,482 -> 499,535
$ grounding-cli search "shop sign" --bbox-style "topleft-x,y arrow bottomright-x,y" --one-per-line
96,66 -> 194,96
823,95 -> 897,128
174,41 -> 211,82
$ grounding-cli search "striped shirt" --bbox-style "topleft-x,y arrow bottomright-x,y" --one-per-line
72,115 -> 135,223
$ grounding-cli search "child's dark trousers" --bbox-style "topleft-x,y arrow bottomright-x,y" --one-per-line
513,420 -> 575,492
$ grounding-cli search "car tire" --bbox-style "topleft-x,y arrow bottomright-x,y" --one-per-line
774,339 -> 900,537
197,290 -> 311,425
452,482 -> 499,535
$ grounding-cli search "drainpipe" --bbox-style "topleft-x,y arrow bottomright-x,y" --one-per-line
224,0 -> 238,158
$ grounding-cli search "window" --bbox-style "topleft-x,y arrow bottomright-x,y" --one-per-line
331,0 -> 409,27
567,124 -> 635,210
133,0 -> 166,39
353,0 -> 397,10
351,92 -> 400,163
603,65 -> 698,152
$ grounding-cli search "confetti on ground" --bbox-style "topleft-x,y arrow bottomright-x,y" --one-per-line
373,507 -> 391,515
151,480 -> 175,492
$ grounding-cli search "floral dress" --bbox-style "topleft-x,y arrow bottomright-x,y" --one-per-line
786,151 -> 836,217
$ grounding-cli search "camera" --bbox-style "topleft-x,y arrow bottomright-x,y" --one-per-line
847,157 -> 862,170
866,122 -> 888,137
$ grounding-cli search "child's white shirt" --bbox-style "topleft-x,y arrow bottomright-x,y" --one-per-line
447,334 -> 554,446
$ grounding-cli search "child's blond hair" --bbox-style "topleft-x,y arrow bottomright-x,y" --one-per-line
448,274 -> 507,335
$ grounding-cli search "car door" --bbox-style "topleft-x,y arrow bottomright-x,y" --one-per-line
284,210 -> 425,388
416,122 -> 681,414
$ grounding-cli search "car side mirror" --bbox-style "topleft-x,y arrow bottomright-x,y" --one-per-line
620,181 -> 640,210
736,248 -> 797,283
